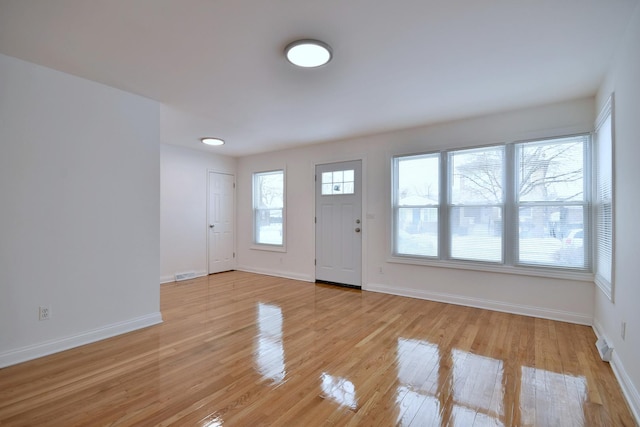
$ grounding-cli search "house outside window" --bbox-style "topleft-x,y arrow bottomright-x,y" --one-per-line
253,170 -> 285,247
392,134 -> 591,275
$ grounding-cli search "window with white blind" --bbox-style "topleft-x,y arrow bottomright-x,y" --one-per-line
594,95 -> 614,299
392,134 -> 591,275
253,170 -> 285,247
516,136 -> 588,269
393,153 -> 440,257
449,146 -> 504,263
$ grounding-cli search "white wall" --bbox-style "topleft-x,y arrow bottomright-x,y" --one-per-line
237,97 -> 596,323
0,54 -> 161,367
160,143 -> 236,283
594,3 -> 640,421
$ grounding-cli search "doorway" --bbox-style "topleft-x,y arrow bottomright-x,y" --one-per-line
315,160 -> 362,287
208,171 -> 235,274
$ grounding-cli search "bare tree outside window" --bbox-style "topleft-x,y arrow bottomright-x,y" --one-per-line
392,134 -> 589,269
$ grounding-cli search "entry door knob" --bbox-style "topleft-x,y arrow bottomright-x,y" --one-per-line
355,227 -> 361,233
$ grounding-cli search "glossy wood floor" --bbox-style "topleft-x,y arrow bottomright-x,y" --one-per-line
0,271 -> 635,426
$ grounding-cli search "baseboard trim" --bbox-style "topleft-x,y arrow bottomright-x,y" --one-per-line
235,265 -> 314,283
365,282 -> 593,325
0,312 -> 163,368
592,320 -> 640,424
160,270 -> 207,284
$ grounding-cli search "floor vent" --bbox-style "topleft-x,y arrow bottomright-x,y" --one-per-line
596,337 -> 613,362
175,272 -> 196,282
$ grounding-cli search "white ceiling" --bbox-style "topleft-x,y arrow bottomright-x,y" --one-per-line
0,0 -> 637,156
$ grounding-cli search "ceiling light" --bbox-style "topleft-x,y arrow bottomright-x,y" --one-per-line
285,39 -> 332,68
201,137 -> 225,146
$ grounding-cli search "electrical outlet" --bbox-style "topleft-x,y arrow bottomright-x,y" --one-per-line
621,321 -> 627,340
39,306 -> 51,321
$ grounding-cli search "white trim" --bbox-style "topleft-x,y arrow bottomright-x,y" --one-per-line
160,274 -> 175,284
592,320 -> 640,424
236,265 -> 314,283
365,282 -> 592,325
388,256 -> 594,282
593,93 -> 615,302
0,312 -> 163,368
160,270 -> 207,284
250,244 -> 287,253
594,274 -> 613,301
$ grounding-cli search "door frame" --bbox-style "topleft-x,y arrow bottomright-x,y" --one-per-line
314,157 -> 367,287
207,169 -> 236,274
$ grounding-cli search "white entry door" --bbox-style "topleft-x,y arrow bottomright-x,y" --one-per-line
208,172 -> 235,274
315,160 -> 362,287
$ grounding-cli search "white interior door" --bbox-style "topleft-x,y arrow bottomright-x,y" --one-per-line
315,160 -> 362,287
208,172 -> 235,274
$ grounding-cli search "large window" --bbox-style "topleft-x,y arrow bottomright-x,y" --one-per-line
516,136 -> 587,268
393,153 -> 440,257
594,95 -> 614,299
449,146 -> 504,263
393,134 -> 591,273
253,170 -> 284,247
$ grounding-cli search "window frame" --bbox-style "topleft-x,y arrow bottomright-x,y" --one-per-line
513,135 -> 591,270
252,169 -> 286,251
594,94 -> 615,300
447,145 -> 505,264
390,134 -> 594,281
392,152 -> 441,259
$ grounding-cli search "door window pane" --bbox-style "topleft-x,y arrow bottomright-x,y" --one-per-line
321,170 -> 355,195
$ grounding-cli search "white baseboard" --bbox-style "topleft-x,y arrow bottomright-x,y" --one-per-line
235,265 -> 314,283
0,312 -> 163,368
160,270 -> 207,284
160,275 -> 175,284
365,282 -> 593,325
592,320 -> 640,424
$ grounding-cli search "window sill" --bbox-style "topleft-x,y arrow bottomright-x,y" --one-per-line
251,244 -> 286,253
387,256 -> 594,282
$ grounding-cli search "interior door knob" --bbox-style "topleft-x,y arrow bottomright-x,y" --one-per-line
210,224 -> 215,228
355,227 -> 361,232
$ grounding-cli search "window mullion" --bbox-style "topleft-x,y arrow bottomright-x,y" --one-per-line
504,144 -> 516,266
440,151 -> 449,260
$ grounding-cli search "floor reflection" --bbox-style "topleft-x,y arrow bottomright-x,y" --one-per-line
451,349 -> 504,424
254,302 -> 286,383
395,338 -> 442,425
200,415 -> 224,427
394,336 -> 592,426
320,373 -> 358,410
519,366 -> 587,426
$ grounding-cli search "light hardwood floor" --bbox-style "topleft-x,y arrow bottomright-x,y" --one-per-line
0,271 -> 635,426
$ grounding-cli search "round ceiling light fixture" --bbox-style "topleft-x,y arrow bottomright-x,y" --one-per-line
285,39 -> 332,68
201,137 -> 225,146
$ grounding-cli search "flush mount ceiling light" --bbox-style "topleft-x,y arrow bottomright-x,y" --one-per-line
201,137 -> 225,146
285,39 -> 332,68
